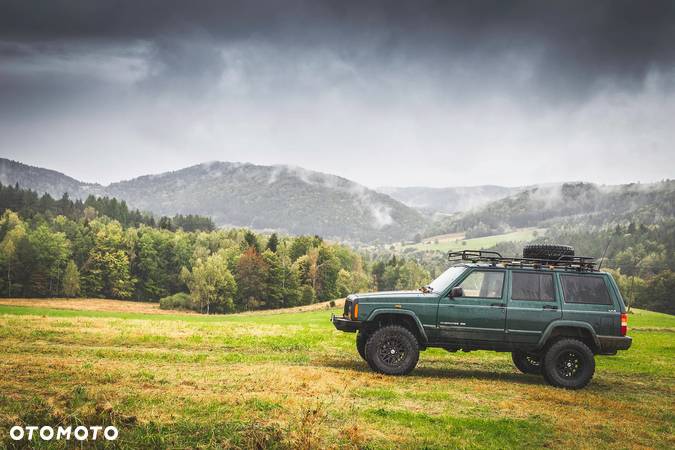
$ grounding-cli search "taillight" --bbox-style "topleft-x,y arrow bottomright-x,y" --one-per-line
620,313 -> 628,336
352,303 -> 359,320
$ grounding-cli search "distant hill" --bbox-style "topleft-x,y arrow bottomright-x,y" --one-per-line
426,181 -> 675,237
0,158 -> 101,199
378,185 -> 522,213
0,158 -> 427,243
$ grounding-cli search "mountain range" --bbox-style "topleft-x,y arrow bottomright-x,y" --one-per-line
2,157 -> 670,243
0,158 -> 427,243
426,180 -> 675,237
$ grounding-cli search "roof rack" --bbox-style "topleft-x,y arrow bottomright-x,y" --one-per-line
448,250 -> 598,272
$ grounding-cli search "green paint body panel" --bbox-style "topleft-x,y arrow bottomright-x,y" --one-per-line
337,264 -> 632,355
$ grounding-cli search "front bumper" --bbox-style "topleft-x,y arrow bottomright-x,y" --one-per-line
331,314 -> 361,333
598,335 -> 632,354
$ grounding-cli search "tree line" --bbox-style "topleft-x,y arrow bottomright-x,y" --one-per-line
0,185 -> 430,313
0,182 -> 215,232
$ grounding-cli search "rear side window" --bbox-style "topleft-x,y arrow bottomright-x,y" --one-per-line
561,275 -> 612,305
511,272 -> 555,301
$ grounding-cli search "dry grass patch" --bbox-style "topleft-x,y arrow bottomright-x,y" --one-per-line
0,298 -> 175,314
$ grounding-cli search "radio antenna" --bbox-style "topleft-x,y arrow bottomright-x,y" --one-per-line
598,232 -> 615,270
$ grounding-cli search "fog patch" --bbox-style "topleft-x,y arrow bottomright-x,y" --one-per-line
266,164 -> 395,229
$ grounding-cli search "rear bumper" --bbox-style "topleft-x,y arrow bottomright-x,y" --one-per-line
331,314 -> 361,333
598,335 -> 632,354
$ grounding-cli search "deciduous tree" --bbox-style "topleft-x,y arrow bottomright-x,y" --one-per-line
63,260 -> 81,297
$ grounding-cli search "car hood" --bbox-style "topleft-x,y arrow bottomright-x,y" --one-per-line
349,290 -> 431,301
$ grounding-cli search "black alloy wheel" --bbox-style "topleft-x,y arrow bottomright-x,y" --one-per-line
377,336 -> 407,367
555,350 -> 584,379
365,325 -> 420,375
543,338 -> 595,389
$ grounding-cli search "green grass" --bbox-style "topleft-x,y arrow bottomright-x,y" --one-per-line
402,227 -> 546,253
0,304 -> 673,449
628,307 -> 675,329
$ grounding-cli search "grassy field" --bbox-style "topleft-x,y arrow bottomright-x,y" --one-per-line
0,300 -> 673,449
400,228 -> 546,253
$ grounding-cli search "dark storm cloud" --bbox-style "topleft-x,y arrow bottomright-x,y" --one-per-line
2,0 -> 675,95
1,1 -> 674,187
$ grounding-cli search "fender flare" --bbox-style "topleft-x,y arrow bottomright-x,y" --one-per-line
537,320 -> 600,349
366,308 -> 429,343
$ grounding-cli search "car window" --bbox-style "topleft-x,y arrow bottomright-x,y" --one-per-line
511,272 -> 555,301
428,266 -> 466,293
458,271 -> 504,298
561,275 -> 612,305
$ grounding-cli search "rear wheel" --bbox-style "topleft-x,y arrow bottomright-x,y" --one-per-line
365,325 -> 419,375
542,339 -> 595,389
512,351 -> 542,375
356,331 -> 368,361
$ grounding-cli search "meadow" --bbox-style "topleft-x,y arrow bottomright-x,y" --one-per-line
0,300 -> 673,449
399,228 -> 546,253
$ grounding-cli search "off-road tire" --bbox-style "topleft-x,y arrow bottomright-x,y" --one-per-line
512,351 -> 542,375
356,331 -> 368,361
365,325 -> 420,375
523,244 -> 574,261
542,338 -> 595,389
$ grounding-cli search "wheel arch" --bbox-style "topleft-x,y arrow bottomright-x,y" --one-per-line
537,321 -> 600,352
365,309 -> 428,345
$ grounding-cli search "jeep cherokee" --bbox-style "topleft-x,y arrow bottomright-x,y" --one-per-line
331,245 -> 632,389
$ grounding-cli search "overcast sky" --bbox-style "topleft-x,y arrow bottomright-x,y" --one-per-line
1,0 -> 674,188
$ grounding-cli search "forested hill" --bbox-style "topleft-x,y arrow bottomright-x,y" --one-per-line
0,158 -> 427,243
0,158 -> 99,199
426,181 -> 675,237
104,162 -> 426,243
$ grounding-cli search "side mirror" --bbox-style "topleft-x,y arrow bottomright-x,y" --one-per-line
449,287 -> 463,298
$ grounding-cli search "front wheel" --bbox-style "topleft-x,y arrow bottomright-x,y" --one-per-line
512,351 -> 542,375
356,331 -> 368,361
365,325 -> 419,375
542,339 -> 595,389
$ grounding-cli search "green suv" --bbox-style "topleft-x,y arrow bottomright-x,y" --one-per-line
331,245 -> 632,389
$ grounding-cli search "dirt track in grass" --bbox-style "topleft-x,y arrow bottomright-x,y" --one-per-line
0,297 -> 345,316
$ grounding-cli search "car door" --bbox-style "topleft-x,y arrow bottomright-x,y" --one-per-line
437,269 -> 507,342
506,270 -> 561,345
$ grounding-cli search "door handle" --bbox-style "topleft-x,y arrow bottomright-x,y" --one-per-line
490,303 -> 506,308
542,305 -> 558,310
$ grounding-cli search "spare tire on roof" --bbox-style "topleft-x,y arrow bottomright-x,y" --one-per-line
522,244 -> 574,261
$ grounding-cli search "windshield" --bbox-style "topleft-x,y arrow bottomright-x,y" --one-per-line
427,266 -> 466,293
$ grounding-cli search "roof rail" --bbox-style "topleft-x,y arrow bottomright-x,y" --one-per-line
448,250 -> 598,272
